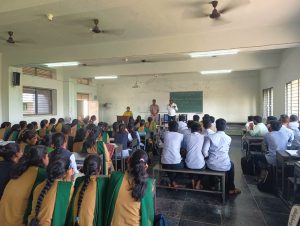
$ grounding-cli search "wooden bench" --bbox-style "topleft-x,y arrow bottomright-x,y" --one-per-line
152,163 -> 226,204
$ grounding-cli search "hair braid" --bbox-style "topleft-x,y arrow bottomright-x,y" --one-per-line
30,179 -> 54,226
75,176 -> 90,226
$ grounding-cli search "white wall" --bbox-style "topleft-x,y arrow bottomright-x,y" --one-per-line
97,71 -> 260,124
260,47 -> 300,117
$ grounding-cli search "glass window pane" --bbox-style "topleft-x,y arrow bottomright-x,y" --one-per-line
23,88 -> 36,114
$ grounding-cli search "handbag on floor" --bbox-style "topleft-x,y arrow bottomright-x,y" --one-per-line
257,167 -> 274,193
241,156 -> 255,176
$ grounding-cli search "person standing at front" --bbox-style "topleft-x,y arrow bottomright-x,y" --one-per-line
167,99 -> 178,121
150,99 -> 160,123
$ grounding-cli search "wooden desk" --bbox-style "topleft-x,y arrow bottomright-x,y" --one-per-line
242,134 -> 264,156
276,150 -> 300,199
287,161 -> 300,205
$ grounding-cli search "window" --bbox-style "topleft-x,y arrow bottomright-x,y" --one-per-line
22,67 -> 55,79
263,88 -> 273,118
77,93 -> 89,100
286,79 -> 300,117
23,87 -> 52,115
77,78 -> 90,85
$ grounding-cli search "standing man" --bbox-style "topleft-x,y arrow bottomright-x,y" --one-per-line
150,99 -> 160,123
167,99 -> 178,121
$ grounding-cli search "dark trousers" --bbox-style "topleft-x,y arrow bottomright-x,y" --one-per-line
226,161 -> 236,191
252,153 -> 268,175
162,162 -> 184,183
168,115 -> 176,121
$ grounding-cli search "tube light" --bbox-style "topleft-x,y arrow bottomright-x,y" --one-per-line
200,70 -> 232,75
44,61 -> 79,67
189,49 -> 239,58
94,75 -> 118,79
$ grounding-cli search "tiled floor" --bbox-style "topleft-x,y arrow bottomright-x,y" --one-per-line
153,136 -> 291,226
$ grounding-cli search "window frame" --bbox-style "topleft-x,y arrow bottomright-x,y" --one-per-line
285,79 -> 300,117
262,87 -> 273,118
23,87 -> 53,116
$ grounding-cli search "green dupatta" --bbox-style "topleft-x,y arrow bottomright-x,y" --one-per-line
105,172 -> 154,226
23,167 -> 47,224
66,176 -> 108,226
51,181 -> 73,226
97,141 -> 107,175
102,132 -> 109,144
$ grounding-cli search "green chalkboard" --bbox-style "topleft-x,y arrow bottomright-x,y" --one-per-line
170,91 -> 203,113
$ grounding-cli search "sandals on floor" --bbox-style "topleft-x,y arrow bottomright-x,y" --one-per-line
228,188 -> 241,195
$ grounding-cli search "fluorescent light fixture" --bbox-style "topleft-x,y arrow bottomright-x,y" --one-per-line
200,69 -> 232,75
44,61 -> 79,67
189,49 -> 239,58
94,75 -> 118,79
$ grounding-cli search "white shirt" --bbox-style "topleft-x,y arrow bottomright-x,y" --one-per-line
161,131 -> 183,164
184,132 -> 206,169
178,121 -> 188,134
167,103 -> 178,116
202,131 -> 231,171
70,153 -> 79,174
202,128 -> 215,136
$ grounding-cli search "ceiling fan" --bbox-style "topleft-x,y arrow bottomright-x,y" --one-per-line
7,31 -> 15,44
90,19 -> 124,35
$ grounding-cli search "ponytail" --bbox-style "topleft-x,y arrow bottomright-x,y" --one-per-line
75,155 -> 101,226
30,157 -> 71,226
128,150 -> 149,201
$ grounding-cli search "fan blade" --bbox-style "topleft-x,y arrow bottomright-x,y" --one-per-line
219,0 -> 249,14
182,8 -> 210,19
101,29 -> 124,36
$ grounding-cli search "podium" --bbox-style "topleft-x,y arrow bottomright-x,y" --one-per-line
117,116 -> 130,124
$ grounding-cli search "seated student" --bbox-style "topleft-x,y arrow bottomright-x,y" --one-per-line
105,150 -> 154,226
66,155 -> 108,226
68,119 -> 79,138
19,130 -> 38,154
28,156 -> 74,226
112,121 -> 120,138
184,123 -> 206,189
279,114 -> 294,143
31,121 -> 38,132
254,120 -> 289,169
54,118 -> 65,133
0,122 -> 11,140
138,119 -> 147,134
245,116 -> 254,131
209,116 -> 217,132
203,118 -> 241,195
100,122 -> 110,144
89,115 -> 97,125
249,115 -> 268,137
178,114 -> 188,134
193,114 -> 200,122
0,145 -> 48,225
115,123 -> 133,158
72,128 -> 86,152
37,120 -> 49,140
48,118 -> 56,133
145,117 -> 156,133
161,121 -> 184,187
0,143 -> 23,199
7,124 -> 21,141
123,106 -> 133,118
50,132 -> 78,174
288,114 -> 300,137
134,115 -> 142,129
39,134 -> 54,153
202,118 -> 215,136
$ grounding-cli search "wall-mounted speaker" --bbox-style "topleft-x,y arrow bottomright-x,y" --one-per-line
12,72 -> 20,86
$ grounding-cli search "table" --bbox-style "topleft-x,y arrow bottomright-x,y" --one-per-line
242,134 -> 264,156
276,150 -> 300,199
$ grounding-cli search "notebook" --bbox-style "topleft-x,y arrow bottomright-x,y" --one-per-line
285,149 -> 300,156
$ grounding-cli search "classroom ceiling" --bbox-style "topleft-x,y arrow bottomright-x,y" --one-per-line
1,0 -> 300,77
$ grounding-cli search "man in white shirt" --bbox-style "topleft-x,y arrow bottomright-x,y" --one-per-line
178,114 -> 188,134
184,122 -> 206,189
202,118 -> 241,195
280,114 -> 294,143
167,99 -> 178,121
161,121 -> 184,187
202,118 -> 215,136
249,116 -> 268,137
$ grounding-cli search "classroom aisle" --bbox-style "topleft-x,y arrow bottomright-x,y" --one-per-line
154,136 -> 290,226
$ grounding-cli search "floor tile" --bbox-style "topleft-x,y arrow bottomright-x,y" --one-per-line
181,202 -> 222,225
155,197 -> 185,219
222,206 -> 266,226
254,196 -> 290,214
165,216 -> 180,226
263,211 -> 289,226
156,188 -> 187,201
178,219 -> 219,226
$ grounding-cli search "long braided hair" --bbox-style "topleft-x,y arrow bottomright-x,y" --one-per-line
74,154 -> 101,226
29,156 -> 71,226
128,149 -> 149,201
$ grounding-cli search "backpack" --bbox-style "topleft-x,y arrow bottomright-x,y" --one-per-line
257,167 -> 275,194
154,214 -> 169,226
241,156 -> 255,176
